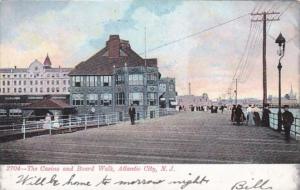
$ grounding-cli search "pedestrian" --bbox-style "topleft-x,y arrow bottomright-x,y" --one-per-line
231,105 -> 236,123
220,105 -> 224,114
128,104 -> 136,125
262,104 -> 271,127
247,105 -> 255,126
253,105 -> 261,126
235,105 -> 243,126
282,105 -> 294,141
179,105 -> 182,112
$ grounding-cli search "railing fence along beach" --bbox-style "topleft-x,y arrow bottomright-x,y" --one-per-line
0,108 -> 177,141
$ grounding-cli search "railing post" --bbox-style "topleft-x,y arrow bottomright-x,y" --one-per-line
85,114 -> 87,130
69,115 -> 72,132
22,118 -> 26,140
49,120 -> 52,135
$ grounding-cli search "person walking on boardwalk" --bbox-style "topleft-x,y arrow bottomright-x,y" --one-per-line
253,105 -> 261,126
282,105 -> 294,141
128,104 -> 136,125
247,105 -> 255,126
235,105 -> 243,126
262,104 -> 271,127
220,105 -> 224,114
231,105 -> 236,123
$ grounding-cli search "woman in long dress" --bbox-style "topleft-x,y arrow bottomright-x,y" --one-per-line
248,105 -> 255,126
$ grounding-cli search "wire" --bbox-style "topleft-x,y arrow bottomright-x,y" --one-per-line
139,13 -> 250,55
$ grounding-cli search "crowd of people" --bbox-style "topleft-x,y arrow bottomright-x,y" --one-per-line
178,105 -> 226,113
230,104 -> 295,141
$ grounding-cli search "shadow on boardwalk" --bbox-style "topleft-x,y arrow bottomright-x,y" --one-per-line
0,111 -> 299,164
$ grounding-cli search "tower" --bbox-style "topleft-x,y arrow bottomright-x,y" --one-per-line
43,53 -> 52,69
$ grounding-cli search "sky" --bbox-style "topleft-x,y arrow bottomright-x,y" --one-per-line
0,0 -> 299,100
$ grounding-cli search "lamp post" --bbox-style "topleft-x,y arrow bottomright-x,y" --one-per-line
275,33 -> 286,132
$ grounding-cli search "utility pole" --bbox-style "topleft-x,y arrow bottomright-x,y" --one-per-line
251,11 -> 280,106
235,79 -> 238,105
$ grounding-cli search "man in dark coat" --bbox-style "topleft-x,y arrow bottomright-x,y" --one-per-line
282,105 -> 294,141
128,104 -> 136,125
231,105 -> 236,123
262,104 -> 271,127
235,105 -> 243,126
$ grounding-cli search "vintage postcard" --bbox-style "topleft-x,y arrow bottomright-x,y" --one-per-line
0,0 -> 299,189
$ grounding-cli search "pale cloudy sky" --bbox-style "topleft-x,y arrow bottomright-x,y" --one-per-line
0,0 -> 299,100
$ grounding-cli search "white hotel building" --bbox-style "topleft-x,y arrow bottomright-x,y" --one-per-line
0,55 -> 72,120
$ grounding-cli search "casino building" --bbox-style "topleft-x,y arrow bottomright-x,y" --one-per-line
69,35 -> 176,120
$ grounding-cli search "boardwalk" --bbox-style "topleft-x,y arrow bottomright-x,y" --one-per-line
0,111 -> 299,164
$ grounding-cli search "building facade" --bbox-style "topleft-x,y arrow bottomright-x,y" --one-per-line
158,77 -> 177,108
177,93 -> 211,110
0,55 -> 72,122
69,35 -> 174,120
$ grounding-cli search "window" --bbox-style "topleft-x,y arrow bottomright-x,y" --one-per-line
169,84 -> 174,92
47,81 -> 50,85
72,76 -> 84,87
129,74 -> 143,85
51,87 -> 55,92
129,92 -> 143,106
30,88 -> 33,93
23,88 -> 26,93
56,87 -> 59,93
24,74 -> 26,78
0,109 -> 6,117
116,92 -> 125,105
159,84 -> 166,92
23,81 -> 26,85
63,87 -> 66,92
63,80 -> 66,85
115,75 -> 124,85
40,81 -> 43,85
19,81 -> 21,85
100,76 -> 111,86
14,88 -> 17,93
7,88 -> 10,93
2,88 -> 5,93
40,87 -> 43,93
72,94 -> 84,105
2,81 -> 5,86
7,81 -> 10,86
35,88 -> 38,92
30,81 -> 33,85
35,81 -> 38,85
9,109 -> 22,117
87,76 -> 97,87
148,93 -> 157,106
147,73 -> 157,81
52,80 -> 54,85
2,75 -> 5,78
19,74 -> 21,78
87,94 -> 98,105
18,88 -> 22,93
47,88 -> 50,93
100,93 -> 112,106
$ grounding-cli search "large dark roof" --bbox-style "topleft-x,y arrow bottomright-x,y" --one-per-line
23,99 -> 74,110
69,35 -> 157,76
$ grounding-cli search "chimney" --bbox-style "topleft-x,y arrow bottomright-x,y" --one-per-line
107,35 -> 120,58
14,66 -> 17,69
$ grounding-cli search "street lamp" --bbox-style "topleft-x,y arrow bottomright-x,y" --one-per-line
275,33 -> 286,132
